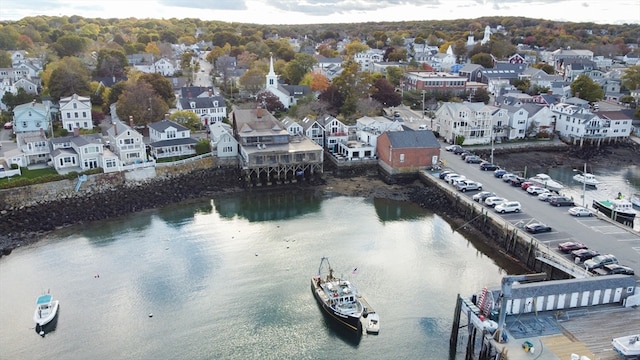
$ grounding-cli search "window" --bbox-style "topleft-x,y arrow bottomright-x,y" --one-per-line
82,112 -> 86,118
67,113 -> 71,118
75,112 -> 79,118
400,154 -> 405,163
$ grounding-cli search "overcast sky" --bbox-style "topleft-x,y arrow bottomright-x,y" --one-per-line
1,0 -> 639,25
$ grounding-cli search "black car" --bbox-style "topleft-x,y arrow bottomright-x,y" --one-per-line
493,169 -> 507,178
453,147 -> 465,155
595,264 -> 635,276
460,152 -> 475,160
549,196 -> 575,207
571,249 -> 600,262
480,162 -> 500,171
524,223 -> 552,234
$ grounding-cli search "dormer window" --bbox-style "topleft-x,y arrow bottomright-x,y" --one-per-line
190,102 -> 196,109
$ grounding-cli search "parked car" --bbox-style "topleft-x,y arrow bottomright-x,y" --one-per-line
493,169 -> 508,178
439,170 -> 454,180
485,196 -> 507,207
527,186 -> 549,195
520,182 -> 534,190
524,223 -> 552,233
571,249 -> 600,262
456,180 -> 483,192
445,144 -> 463,152
465,156 -> 483,164
594,264 -> 634,276
494,201 -> 522,214
538,192 -> 555,201
472,191 -> 496,202
461,152 -> 476,161
444,173 -> 466,184
568,207 -> 593,217
558,241 -> 588,253
584,254 -> 618,271
453,147 -> 465,155
3,121 -> 12,129
549,196 -> 575,207
509,176 -> 526,187
502,173 -> 517,182
480,162 -> 500,171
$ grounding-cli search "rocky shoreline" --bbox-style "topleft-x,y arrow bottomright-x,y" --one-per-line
1,141 -> 638,258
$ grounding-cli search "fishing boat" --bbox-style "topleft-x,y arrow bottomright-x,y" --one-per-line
592,197 -> 636,228
528,174 -> 563,193
611,334 -> 640,358
311,257 -> 364,333
572,172 -> 599,187
33,292 -> 59,326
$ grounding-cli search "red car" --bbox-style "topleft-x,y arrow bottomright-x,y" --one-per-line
558,241 -> 587,253
521,182 -> 533,190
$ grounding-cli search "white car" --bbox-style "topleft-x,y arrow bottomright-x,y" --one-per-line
455,180 -> 483,192
568,206 -> 593,217
538,192 -> 554,201
494,201 -> 522,214
527,186 -> 549,195
484,196 -> 507,207
444,173 -> 466,184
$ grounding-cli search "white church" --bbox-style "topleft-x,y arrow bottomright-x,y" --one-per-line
260,55 -> 311,109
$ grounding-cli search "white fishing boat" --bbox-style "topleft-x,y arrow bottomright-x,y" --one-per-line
33,293 -> 59,326
592,197 -> 637,228
528,174 -> 563,193
612,334 -> 640,357
572,172 -> 599,187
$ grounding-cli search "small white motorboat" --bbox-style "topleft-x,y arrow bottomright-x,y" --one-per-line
528,174 -> 563,193
572,172 -> 599,187
612,334 -> 640,357
33,293 -> 59,326
366,312 -> 380,334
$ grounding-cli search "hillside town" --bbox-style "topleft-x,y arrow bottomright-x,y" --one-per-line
1,19 -> 639,186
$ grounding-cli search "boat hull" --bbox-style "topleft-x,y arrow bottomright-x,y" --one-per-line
33,300 -> 59,326
592,200 -> 636,228
612,334 -> 640,357
311,280 -> 362,333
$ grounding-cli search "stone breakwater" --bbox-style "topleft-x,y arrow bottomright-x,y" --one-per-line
0,167 -> 244,256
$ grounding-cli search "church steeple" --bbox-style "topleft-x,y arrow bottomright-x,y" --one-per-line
266,54 -> 278,89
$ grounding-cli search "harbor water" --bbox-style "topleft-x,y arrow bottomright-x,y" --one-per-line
0,192 -> 517,360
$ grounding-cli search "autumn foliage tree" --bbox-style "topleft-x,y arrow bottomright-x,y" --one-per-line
116,81 -> 169,127
256,91 -> 285,114
371,78 -> 401,107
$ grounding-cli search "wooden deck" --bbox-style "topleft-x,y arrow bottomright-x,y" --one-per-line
554,306 -> 640,359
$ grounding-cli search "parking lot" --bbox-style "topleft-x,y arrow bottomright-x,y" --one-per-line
437,146 -> 640,278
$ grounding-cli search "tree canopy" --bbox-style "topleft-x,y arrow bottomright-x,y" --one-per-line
570,74 -> 604,102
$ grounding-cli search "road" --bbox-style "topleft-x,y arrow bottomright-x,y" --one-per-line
438,147 -> 640,280
192,52 -> 213,88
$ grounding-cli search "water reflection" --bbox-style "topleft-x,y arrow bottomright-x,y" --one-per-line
373,198 -> 431,222
212,191 -> 322,221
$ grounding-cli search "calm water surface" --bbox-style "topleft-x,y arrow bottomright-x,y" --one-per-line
0,192 -> 533,360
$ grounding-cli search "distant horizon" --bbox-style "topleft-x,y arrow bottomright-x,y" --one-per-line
1,0 -> 639,26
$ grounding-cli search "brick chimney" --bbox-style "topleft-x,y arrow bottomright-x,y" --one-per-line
208,88 -> 213,97
129,115 -> 134,128
164,113 -> 170,120
547,90 -> 553,95
113,121 -> 118,136
73,127 -> 79,137
257,106 -> 263,118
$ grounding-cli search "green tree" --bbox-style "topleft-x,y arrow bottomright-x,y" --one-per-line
471,88 -> 490,104
471,53 -> 494,68
170,110 -> 201,131
95,49 -> 128,77
239,68 -> 266,96
385,66 -> 405,87
0,25 -> 20,50
0,50 -> 11,67
116,81 -> 168,126
51,34 -> 89,57
195,139 -> 211,155
284,53 -> 317,85
48,57 -> 91,101
570,74 -> 604,102
2,88 -> 35,112
139,73 -> 175,108
621,65 -> 640,91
